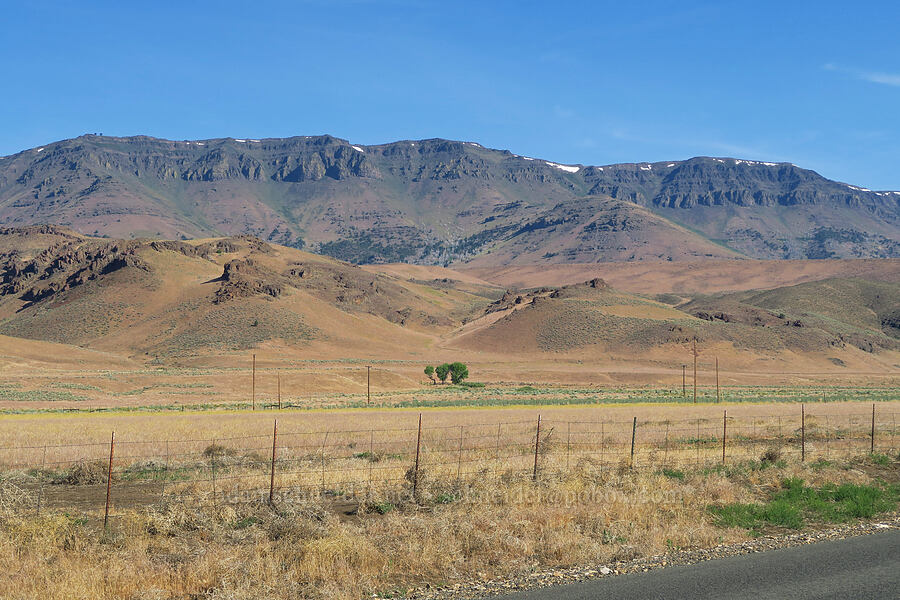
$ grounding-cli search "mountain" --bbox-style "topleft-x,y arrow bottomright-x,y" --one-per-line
1,134 -> 898,265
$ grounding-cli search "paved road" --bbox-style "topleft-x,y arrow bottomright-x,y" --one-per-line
487,530 -> 900,600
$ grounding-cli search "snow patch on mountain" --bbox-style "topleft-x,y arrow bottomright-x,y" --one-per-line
545,162 -> 580,173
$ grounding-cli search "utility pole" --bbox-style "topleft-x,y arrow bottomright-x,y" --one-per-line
716,356 -> 720,403
252,354 -> 256,411
692,340 -> 698,404
366,365 -> 371,406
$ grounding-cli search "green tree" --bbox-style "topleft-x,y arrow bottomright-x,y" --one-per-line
435,363 -> 451,384
424,365 -> 436,384
449,362 -> 469,384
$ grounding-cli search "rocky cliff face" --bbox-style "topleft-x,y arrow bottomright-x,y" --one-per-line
1,135 -> 898,264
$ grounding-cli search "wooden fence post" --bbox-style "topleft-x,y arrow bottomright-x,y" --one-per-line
532,415 -> 542,481
252,354 -> 256,411
104,431 -> 115,528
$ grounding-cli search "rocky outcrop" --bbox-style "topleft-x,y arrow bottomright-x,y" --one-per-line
213,258 -> 285,304
0,239 -> 149,302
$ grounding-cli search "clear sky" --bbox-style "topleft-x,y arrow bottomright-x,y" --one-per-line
2,1 -> 898,189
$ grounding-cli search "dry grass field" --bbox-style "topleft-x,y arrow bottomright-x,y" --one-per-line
0,399 -> 898,600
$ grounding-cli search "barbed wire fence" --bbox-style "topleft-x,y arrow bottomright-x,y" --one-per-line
0,405 -> 897,524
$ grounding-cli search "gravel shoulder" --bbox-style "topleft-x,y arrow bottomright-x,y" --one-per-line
395,515 -> 900,600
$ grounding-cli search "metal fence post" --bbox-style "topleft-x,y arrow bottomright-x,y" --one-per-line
104,431 -> 115,528
801,404 -> 805,462
871,403 -> 876,454
269,419 -> 278,504
532,414 -> 542,481
160,439 -> 170,504
696,419 -> 701,466
664,421 -> 669,466
320,431 -> 329,495
456,425 -> 464,486
722,410 -> 727,464
367,429 -> 374,493
413,414 -> 423,496
37,445 -> 47,515
211,437 -> 218,509
630,417 -> 637,468
566,421 -> 571,473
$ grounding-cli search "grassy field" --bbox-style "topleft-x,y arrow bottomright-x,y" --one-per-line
0,364 -> 897,413
0,385 -> 898,600
0,439 -> 897,600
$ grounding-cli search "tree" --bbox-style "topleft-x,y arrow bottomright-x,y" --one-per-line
449,362 -> 469,385
435,363 -> 451,384
424,365 -> 436,384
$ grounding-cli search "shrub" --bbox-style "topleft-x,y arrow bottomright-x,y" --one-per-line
760,447 -> 782,463
60,460 -> 108,485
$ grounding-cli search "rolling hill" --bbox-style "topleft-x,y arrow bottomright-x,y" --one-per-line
0,227 -> 495,359
1,135 -> 898,265
0,228 -> 897,375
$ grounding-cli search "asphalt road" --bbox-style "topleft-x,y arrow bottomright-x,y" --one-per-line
487,530 -> 900,600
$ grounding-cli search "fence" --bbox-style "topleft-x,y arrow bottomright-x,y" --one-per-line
1,405 -> 897,522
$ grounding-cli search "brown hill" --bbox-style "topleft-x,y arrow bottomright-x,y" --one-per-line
445,277 -> 900,372
0,229 -> 495,360
0,228 -> 897,380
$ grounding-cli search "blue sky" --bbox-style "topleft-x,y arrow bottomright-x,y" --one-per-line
2,1 -> 898,189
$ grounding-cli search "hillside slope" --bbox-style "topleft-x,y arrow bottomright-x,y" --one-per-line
0,229 -> 897,374
447,277 -> 900,366
0,228 -> 496,359
1,135 -> 898,264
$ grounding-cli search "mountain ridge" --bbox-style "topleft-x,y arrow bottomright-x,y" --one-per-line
2,134 -> 898,265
